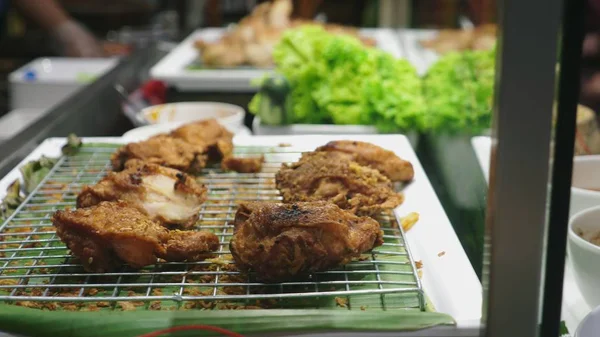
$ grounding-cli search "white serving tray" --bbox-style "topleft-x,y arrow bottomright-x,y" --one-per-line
0,135 -> 482,336
150,28 -> 405,92
471,135 -> 587,333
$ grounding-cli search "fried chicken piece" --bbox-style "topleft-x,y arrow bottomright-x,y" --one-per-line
276,152 -> 403,215
111,135 -> 207,173
77,161 -> 207,228
194,0 -> 374,68
170,119 -> 234,162
195,39 -> 246,68
230,201 -> 384,282
316,140 -> 414,182
163,230 -> 220,262
52,201 -> 219,273
221,156 -> 265,173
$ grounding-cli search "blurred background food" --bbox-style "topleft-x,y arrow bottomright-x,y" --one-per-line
0,0 -> 498,119
194,0 -> 376,68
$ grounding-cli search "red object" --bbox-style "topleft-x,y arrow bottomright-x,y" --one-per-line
140,80 -> 167,106
136,324 -> 244,337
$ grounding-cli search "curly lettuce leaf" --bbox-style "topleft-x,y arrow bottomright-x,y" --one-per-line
423,49 -> 495,135
251,26 -> 425,132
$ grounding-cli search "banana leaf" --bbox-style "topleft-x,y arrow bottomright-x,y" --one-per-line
0,305 -> 455,337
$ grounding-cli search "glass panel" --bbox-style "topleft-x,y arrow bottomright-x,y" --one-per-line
0,1 -> 584,337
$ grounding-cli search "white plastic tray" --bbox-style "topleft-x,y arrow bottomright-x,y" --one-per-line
9,58 -> 118,110
471,135 -> 587,333
150,28 -> 405,92
0,135 -> 482,336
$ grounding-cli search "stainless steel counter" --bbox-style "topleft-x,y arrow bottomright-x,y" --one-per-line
0,46 -> 166,178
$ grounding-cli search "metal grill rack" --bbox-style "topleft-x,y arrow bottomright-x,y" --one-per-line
0,145 -> 424,311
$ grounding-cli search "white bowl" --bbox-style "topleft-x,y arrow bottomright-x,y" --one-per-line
576,305 -> 600,336
571,155 -> 600,217
569,206 -> 600,309
140,102 -> 244,131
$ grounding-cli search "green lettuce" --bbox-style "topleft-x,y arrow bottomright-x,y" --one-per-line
250,26 -> 425,132
423,48 -> 496,135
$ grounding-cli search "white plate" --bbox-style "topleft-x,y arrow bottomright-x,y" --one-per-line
150,28 -> 406,92
122,122 -> 252,142
471,135 -> 588,334
0,135 -> 482,336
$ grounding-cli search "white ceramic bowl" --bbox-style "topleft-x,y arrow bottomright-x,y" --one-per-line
576,305 -> 600,336
140,102 -> 244,131
569,206 -> 600,309
570,155 -> 600,217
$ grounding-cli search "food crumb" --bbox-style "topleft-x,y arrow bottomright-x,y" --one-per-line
401,212 -> 419,232
437,251 -> 446,257
85,304 -> 100,312
415,260 -> 423,269
335,297 -> 348,308
278,143 -> 291,147
15,301 -> 39,309
117,301 -> 136,311
43,302 -> 57,311
96,301 -> 110,308
0,279 -> 17,286
62,304 -> 79,311
205,257 -> 231,265
360,306 -> 367,311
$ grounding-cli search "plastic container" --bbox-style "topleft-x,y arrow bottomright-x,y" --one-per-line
9,58 -> 118,110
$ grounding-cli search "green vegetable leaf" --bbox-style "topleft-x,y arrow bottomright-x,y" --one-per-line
423,49 -> 495,135
19,156 -> 58,194
251,26 -> 425,132
0,180 -> 24,220
62,133 -> 83,156
0,304 -> 455,337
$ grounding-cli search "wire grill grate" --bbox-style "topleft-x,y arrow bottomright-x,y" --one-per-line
0,145 -> 424,311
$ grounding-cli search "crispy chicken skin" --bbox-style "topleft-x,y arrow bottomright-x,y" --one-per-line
275,151 -> 404,215
229,201 -> 384,282
77,161 -> 207,228
111,135 -> 207,173
170,119 -> 234,162
316,140 -> 414,182
52,201 -> 219,273
221,156 -> 265,173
